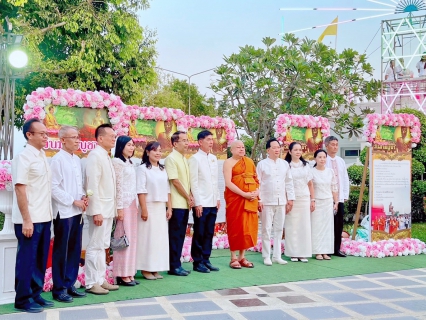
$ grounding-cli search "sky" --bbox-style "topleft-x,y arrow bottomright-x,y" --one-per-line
137,0 -> 414,97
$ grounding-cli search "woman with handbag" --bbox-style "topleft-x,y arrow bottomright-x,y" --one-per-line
112,136 -> 139,286
136,141 -> 172,280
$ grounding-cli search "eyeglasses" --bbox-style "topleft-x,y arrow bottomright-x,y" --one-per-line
29,132 -> 48,137
63,136 -> 81,140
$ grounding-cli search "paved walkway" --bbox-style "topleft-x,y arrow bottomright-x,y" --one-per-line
1,268 -> 426,320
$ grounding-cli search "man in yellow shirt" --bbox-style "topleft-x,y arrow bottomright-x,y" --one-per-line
165,131 -> 194,276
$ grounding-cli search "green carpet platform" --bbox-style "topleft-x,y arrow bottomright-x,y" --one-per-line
1,250 -> 425,315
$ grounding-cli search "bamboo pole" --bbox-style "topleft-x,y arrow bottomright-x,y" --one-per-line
352,147 -> 370,240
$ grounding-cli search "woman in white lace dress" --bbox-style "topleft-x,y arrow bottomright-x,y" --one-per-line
284,142 -> 314,262
136,142 -> 172,280
112,136 -> 139,286
311,150 -> 338,260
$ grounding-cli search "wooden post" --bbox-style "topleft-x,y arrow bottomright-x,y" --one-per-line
352,147 -> 370,240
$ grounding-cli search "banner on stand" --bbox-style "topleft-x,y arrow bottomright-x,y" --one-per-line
363,114 -> 421,241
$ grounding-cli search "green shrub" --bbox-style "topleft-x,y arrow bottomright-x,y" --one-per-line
412,159 -> 425,181
413,146 -> 426,166
347,164 -> 369,186
359,147 -> 368,165
344,186 -> 369,222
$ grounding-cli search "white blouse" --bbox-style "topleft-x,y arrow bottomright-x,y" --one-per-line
112,158 -> 137,209
289,161 -> 313,198
136,164 -> 170,203
312,167 -> 338,200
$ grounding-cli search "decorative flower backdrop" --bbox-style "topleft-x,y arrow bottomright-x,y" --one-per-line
179,115 -> 237,144
23,87 -> 129,135
0,160 -> 12,191
274,114 -> 331,142
362,113 -> 421,144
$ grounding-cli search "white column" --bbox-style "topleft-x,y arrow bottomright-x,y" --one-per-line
0,190 -> 14,235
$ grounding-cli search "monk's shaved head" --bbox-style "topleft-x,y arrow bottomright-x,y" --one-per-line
230,140 -> 244,149
230,140 -> 245,157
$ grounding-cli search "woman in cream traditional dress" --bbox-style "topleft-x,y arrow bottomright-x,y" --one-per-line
112,136 -> 139,286
311,149 -> 338,261
284,142 -> 315,262
136,142 -> 172,280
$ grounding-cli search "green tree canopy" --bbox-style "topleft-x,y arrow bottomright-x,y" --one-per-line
212,35 -> 381,160
1,0 -> 156,128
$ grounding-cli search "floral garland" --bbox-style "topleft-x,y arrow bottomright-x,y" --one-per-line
362,113 -> 421,144
178,115 -> 237,145
23,87 -> 129,135
341,238 -> 426,258
274,114 -> 331,142
43,263 -> 114,292
0,160 -> 12,191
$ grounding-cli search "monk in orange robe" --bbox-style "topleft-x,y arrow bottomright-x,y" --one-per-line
223,140 -> 259,269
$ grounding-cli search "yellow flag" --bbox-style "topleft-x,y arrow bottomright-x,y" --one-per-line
318,16 -> 338,43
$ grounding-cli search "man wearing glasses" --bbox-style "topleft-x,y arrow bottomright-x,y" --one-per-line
165,131 -> 194,276
50,126 -> 88,303
12,118 -> 54,313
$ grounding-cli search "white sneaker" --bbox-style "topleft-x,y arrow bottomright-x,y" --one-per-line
272,257 -> 288,265
263,257 -> 272,266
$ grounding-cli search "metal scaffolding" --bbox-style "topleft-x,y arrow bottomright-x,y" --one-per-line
381,14 -> 426,114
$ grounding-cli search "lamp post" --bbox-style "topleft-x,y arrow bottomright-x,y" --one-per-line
155,67 -> 215,115
0,17 -> 28,160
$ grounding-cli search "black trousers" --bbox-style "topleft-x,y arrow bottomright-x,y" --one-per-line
14,221 -> 51,307
191,207 -> 217,266
334,202 -> 345,254
169,209 -> 189,269
52,213 -> 83,296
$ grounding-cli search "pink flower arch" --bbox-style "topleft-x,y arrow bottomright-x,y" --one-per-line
23,87 -> 128,135
274,114 -> 331,142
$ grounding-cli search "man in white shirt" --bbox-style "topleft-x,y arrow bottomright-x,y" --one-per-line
85,124 -> 119,294
416,53 -> 426,76
188,130 -> 220,273
257,138 -> 295,266
12,118 -> 54,313
51,126 -> 88,303
325,136 -> 349,257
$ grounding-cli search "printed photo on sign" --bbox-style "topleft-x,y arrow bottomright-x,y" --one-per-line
187,127 -> 228,159
43,106 -> 110,158
281,127 -> 323,160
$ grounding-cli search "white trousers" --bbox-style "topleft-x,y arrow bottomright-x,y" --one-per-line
261,205 -> 285,259
85,216 -> 113,289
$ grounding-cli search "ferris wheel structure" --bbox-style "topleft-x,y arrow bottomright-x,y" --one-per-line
280,0 -> 426,114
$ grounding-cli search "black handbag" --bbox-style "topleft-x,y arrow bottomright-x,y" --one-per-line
110,219 -> 129,251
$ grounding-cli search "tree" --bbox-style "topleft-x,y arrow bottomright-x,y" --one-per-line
1,0 -> 156,128
166,79 -> 217,116
211,35 -> 381,160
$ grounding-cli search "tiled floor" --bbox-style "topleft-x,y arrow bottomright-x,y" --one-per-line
1,268 -> 426,319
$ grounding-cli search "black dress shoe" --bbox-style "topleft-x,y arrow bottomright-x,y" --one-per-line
117,277 -> 136,286
53,293 -> 73,303
193,263 -> 210,273
34,296 -> 54,308
14,302 -> 43,313
334,251 -> 347,257
179,266 -> 191,274
67,287 -> 87,298
168,268 -> 189,276
133,280 -> 140,285
204,261 -> 220,271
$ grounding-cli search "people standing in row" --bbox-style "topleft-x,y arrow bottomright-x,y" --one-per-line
50,126 -> 87,303
12,118 -> 54,313
85,124 -> 119,294
223,140 -> 259,269
188,130 -> 220,273
257,138 -> 295,266
311,149 -> 338,261
136,142 -> 172,279
165,131 -> 194,276
325,136 -> 350,257
284,142 -> 314,263
112,136 -> 139,286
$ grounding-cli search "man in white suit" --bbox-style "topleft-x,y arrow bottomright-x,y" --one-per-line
85,124 -> 119,295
